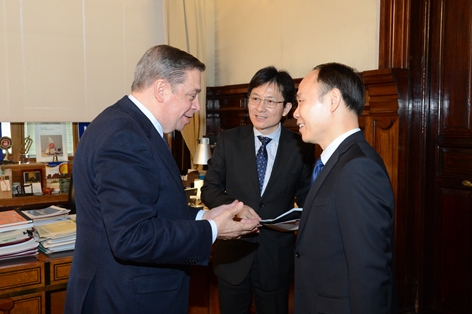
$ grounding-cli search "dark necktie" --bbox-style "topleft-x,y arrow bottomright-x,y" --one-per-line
311,157 -> 324,185
256,136 -> 272,192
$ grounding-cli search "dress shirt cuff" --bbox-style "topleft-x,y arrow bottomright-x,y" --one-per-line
196,210 -> 217,243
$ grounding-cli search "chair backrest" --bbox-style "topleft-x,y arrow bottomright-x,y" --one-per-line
0,298 -> 14,314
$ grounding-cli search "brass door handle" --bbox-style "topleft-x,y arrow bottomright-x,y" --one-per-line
462,180 -> 472,188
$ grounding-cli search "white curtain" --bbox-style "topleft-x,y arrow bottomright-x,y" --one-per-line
164,0 -> 210,165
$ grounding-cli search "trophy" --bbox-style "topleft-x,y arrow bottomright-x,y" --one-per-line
0,136 -> 13,163
19,136 -> 33,164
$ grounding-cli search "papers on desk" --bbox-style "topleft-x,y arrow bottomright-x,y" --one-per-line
0,237 -> 38,260
260,208 -> 302,232
0,210 -> 37,260
34,219 -> 76,254
22,205 -> 71,226
0,210 -> 33,232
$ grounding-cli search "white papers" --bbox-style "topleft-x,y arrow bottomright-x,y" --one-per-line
35,219 -> 76,254
22,205 -> 70,219
260,208 -> 302,232
22,205 -> 71,226
0,237 -> 38,260
0,229 -> 31,245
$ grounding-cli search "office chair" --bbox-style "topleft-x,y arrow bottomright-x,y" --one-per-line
0,298 -> 14,314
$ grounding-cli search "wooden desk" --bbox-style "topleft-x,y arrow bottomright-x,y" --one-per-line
0,251 -> 72,314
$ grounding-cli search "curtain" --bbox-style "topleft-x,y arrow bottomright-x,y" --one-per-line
164,0 -> 209,166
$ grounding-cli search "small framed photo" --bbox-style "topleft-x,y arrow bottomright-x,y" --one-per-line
22,170 -> 43,195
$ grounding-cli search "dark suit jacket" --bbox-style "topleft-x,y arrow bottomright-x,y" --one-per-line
201,125 -> 314,290
65,96 -> 213,314
294,131 -> 397,314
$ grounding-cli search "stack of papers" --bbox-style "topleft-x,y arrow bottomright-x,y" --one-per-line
0,210 -> 37,260
260,208 -> 303,232
34,219 -> 76,254
22,205 -> 71,226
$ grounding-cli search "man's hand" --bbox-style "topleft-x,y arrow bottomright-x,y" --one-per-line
202,200 -> 261,240
235,205 -> 260,221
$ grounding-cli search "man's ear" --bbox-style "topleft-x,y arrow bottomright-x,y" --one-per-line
282,102 -> 293,117
154,79 -> 167,102
329,88 -> 342,113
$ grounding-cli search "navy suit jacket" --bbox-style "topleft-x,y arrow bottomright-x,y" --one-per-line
65,96 -> 213,314
294,131 -> 397,314
201,125 -> 314,290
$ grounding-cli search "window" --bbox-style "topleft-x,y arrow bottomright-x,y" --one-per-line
0,122 -> 76,161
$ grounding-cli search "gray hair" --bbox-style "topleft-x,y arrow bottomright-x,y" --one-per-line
131,45 -> 206,92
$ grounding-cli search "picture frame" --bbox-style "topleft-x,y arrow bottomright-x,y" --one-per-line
21,169 -> 43,195
34,123 -> 68,162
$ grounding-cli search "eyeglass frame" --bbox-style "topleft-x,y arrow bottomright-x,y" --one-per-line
247,95 -> 285,109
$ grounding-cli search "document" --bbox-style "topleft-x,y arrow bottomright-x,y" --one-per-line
260,208 -> 302,232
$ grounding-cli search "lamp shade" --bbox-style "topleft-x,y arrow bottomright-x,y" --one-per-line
194,137 -> 212,165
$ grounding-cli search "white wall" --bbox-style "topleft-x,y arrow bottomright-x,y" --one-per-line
0,0 -> 165,122
214,0 -> 379,85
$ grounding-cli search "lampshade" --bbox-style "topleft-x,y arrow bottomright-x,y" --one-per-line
194,137 -> 212,165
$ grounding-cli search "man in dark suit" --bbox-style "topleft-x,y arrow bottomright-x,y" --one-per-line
201,66 -> 314,314
293,62 -> 397,313
64,45 -> 261,314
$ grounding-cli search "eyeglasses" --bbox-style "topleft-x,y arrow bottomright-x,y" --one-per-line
248,96 -> 284,109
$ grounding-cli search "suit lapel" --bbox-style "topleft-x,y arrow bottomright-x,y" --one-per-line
264,127 -> 291,194
239,126 -> 261,196
118,97 -> 183,191
296,132 -> 364,245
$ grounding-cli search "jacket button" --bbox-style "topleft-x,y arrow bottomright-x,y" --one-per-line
259,202 -> 264,207
295,252 -> 300,258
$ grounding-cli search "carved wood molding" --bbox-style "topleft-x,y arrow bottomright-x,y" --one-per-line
379,0 -> 411,69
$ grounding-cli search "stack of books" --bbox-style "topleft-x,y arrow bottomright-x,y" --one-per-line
22,205 -> 71,226
0,210 -> 38,260
34,219 -> 76,254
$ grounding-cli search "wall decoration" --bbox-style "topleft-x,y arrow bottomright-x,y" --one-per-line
34,123 -> 68,162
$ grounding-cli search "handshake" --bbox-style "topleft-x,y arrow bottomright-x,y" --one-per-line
202,200 -> 261,240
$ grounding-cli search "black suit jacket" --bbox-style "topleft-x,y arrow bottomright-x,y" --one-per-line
201,125 -> 314,290
294,131 -> 397,314
65,96 -> 213,314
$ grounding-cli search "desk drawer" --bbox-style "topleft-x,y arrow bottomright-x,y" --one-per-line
0,263 -> 44,293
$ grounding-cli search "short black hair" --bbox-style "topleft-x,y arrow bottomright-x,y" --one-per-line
247,66 -> 295,106
314,62 -> 365,116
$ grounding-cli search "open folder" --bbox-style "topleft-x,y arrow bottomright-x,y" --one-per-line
260,208 -> 302,232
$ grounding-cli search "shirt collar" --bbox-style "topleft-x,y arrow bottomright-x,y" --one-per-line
253,123 -> 281,143
320,128 -> 361,164
128,94 -> 164,137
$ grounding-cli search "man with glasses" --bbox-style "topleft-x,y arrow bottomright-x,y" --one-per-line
202,66 -> 314,314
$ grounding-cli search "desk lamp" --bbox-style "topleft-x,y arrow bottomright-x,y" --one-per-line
193,137 -> 212,166
192,137 -> 212,208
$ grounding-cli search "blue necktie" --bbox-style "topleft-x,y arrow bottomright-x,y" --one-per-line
311,157 -> 324,185
256,136 -> 272,192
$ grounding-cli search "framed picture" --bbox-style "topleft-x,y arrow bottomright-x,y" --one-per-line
34,123 -> 68,162
22,169 -> 43,195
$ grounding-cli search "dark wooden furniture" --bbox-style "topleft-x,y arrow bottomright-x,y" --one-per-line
0,298 -> 14,314
382,0 -> 472,313
0,252 -> 72,314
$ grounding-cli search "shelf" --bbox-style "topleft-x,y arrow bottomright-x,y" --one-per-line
0,193 -> 69,210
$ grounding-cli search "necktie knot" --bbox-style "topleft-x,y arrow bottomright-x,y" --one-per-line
257,136 -> 272,147
256,136 -> 272,193
311,157 -> 324,185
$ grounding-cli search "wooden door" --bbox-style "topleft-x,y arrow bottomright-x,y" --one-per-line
421,0 -> 472,312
